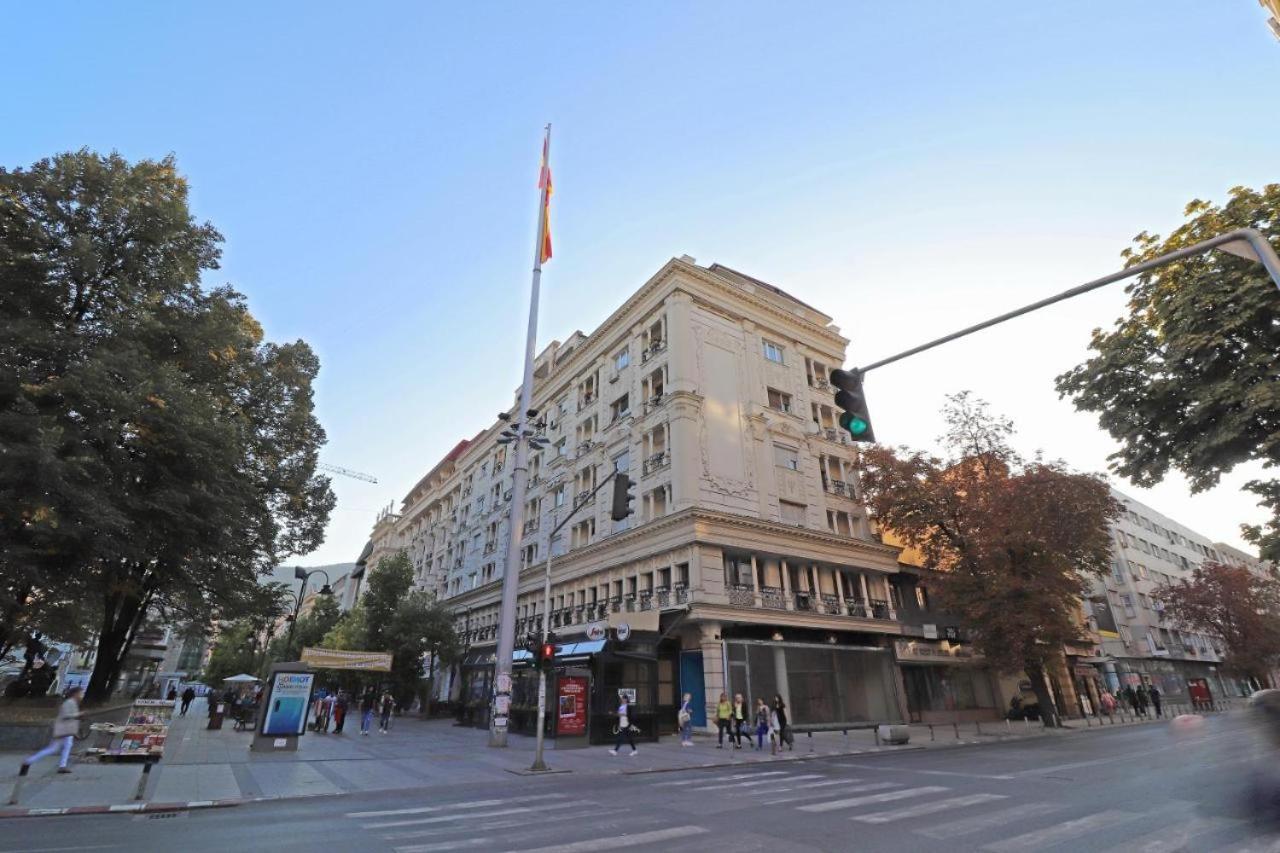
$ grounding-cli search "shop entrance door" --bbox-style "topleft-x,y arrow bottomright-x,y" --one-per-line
680,651 -> 706,726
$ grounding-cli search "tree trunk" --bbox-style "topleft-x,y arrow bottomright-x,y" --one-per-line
1024,660 -> 1061,728
85,590 -> 143,703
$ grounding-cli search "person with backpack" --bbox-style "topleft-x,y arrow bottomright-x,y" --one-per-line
754,698 -> 770,751
609,692 -> 637,756
773,694 -> 792,751
180,686 -> 196,716
678,692 -> 694,747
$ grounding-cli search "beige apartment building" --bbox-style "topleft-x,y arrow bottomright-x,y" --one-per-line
365,257 -> 1003,742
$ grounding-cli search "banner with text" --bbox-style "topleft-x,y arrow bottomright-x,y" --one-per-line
301,647 -> 393,671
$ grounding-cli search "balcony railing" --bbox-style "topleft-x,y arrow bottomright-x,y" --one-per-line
639,592 -> 653,611
793,592 -> 813,612
644,393 -> 666,414
643,451 -> 669,476
728,584 -> 756,607
675,585 -> 689,604
825,479 -> 849,496
869,599 -> 891,619
810,376 -> 830,391
761,586 -> 787,610
655,588 -> 671,608
641,341 -> 666,363
822,428 -> 849,445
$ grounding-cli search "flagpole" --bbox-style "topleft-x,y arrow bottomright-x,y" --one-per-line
489,124 -> 551,747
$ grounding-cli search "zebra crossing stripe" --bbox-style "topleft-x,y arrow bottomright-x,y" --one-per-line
1119,815 -> 1241,853
799,785 -> 946,812
916,802 -> 1066,839
384,809 -> 626,842
348,794 -> 564,818
983,810 -> 1138,852
728,774 -> 825,788
364,801 -> 581,830
508,825 -> 710,853
855,793 -> 1008,824
395,839 -> 491,853
652,770 -> 791,787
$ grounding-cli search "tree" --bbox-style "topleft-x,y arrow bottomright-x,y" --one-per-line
268,593 -> 341,662
1056,185 -> 1280,561
362,551 -> 414,650
858,393 -> 1119,726
202,621 -> 259,686
0,151 -> 335,701
1158,562 -> 1280,688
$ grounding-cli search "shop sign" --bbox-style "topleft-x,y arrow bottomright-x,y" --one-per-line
557,675 -> 589,736
922,624 -> 938,640
894,639 -> 977,663
616,622 -> 632,641
260,672 -> 315,737
586,623 -> 606,641
617,688 -> 637,703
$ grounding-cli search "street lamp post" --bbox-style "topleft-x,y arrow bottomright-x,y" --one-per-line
285,567 -> 333,660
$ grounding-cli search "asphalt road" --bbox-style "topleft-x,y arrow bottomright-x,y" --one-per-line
7,713 -> 1280,853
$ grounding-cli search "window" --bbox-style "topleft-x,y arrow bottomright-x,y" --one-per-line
609,393 -> 630,423
522,543 -> 538,564
553,484 -> 566,507
571,518 -> 595,549
614,348 -> 630,371
773,444 -> 800,471
779,500 -> 806,526
555,438 -> 567,458
763,340 -> 785,364
767,388 -> 793,414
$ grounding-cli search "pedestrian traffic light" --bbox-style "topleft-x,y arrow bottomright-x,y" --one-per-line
540,632 -> 559,669
525,633 -> 543,664
830,368 -> 876,443
610,473 -> 635,522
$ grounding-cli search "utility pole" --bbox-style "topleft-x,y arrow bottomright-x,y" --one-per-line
490,125 -> 553,747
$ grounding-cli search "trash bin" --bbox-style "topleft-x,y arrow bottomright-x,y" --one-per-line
207,702 -> 226,730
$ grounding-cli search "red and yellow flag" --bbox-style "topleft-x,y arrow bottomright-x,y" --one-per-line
538,132 -> 553,264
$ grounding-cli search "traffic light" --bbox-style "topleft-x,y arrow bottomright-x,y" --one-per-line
540,632 -> 559,669
830,368 -> 876,443
525,633 -> 543,665
610,473 -> 635,522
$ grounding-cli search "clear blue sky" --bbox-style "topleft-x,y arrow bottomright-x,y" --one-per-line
8,2 -> 1278,565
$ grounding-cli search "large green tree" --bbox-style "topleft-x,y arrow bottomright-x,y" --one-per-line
0,151 -> 335,700
1056,185 -> 1280,560
858,394 -> 1119,726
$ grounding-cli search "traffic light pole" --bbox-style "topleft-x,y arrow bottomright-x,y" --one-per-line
856,227 -> 1280,375
530,469 -> 620,772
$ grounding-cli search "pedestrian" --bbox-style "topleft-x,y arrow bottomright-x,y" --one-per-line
731,693 -> 749,749
716,692 -> 732,749
1099,690 -> 1116,716
360,688 -> 376,735
1149,684 -> 1163,718
769,704 -> 782,755
1136,684 -> 1150,718
609,692 -> 637,757
180,686 -> 196,716
379,691 -> 395,733
20,687 -> 83,775
166,685 -> 178,702
678,692 -> 694,747
1122,685 -> 1139,716
754,698 -> 770,751
333,691 -> 348,734
773,694 -> 792,751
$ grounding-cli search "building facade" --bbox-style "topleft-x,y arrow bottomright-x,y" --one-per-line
1082,488 -> 1257,705
367,257 -> 975,740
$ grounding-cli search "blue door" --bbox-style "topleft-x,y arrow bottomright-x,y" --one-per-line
679,651 -> 707,727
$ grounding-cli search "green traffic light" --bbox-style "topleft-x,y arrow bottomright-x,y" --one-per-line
847,417 -> 869,436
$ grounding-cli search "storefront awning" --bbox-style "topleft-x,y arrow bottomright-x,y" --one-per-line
558,639 -> 606,660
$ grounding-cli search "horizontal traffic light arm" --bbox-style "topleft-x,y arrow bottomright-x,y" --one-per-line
855,227 -> 1280,375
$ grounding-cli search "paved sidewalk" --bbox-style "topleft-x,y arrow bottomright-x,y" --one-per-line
0,697 -> 1197,817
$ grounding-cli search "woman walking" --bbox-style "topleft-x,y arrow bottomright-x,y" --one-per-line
360,688 -> 376,736
773,694 -> 792,751
716,692 -> 732,749
379,691 -> 396,733
609,692 -> 637,756
732,693 -> 749,749
20,687 -> 83,775
678,692 -> 694,747
754,698 -> 770,751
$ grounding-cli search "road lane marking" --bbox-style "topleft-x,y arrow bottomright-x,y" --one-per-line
798,785 -> 945,812
726,773 -> 825,788
916,802 -> 1066,838
364,801 -> 581,829
983,810 -> 1138,851
1109,815 -> 1241,853
348,794 -> 565,818
834,762 -> 1014,780
384,809 -> 627,841
395,840 -> 490,853
507,825 -> 709,853
855,793 -> 1008,824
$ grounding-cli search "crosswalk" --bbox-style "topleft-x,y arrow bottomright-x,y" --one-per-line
342,769 -> 1275,852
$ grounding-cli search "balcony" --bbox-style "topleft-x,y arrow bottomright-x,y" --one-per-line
824,479 -> 850,497
643,451 -> 669,476
644,394 -> 666,414
523,519 -> 540,534
674,585 -> 689,605
728,584 -> 756,607
655,587 -> 671,608
641,341 -> 666,363
610,597 -> 622,613
577,394 -> 596,411
639,592 -> 653,611
760,586 -> 787,610
573,491 -> 594,509
809,376 -> 831,391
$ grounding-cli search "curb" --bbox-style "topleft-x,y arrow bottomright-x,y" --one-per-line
0,798 -> 242,820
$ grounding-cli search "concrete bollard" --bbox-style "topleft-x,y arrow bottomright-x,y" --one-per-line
929,724 -> 935,741
1085,715 -> 1092,727
1023,717 -> 1030,730
975,721 -> 982,736
873,727 -> 881,747
808,731 -> 814,754
953,722 -> 960,739
843,729 -> 849,752
1005,719 -> 1012,734
8,762 -> 30,805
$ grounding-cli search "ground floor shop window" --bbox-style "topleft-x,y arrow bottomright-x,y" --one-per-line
725,642 -> 898,725
903,665 -> 996,714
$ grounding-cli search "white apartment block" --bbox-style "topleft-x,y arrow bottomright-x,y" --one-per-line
365,257 -> 999,741
1083,487 -> 1260,705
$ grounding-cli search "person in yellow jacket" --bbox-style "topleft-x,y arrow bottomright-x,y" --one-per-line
716,692 -> 732,748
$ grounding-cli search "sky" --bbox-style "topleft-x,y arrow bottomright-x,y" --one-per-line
7,2 -> 1278,566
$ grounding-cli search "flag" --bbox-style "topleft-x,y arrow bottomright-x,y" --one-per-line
538,131 -> 553,264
